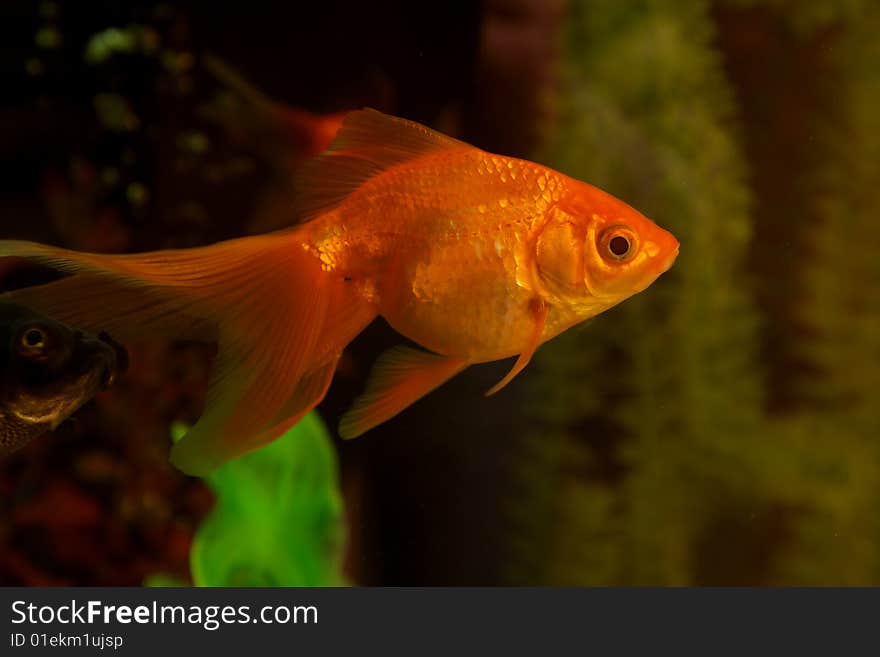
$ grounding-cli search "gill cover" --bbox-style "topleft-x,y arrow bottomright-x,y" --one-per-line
535,206 -> 586,301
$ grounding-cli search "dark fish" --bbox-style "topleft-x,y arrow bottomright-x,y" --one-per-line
0,302 -> 127,454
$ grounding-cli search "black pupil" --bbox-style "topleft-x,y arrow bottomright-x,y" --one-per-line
609,235 -> 630,257
24,329 -> 44,346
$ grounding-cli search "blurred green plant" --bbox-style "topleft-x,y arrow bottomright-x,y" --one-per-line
84,25 -> 160,64
149,412 -> 347,587
190,411 -> 347,586
507,0 -> 880,586
773,3 -> 880,584
143,573 -> 188,587
718,0 -> 873,36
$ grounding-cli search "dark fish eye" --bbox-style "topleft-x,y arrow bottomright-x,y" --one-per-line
609,235 -> 631,257
599,226 -> 637,263
22,327 -> 47,349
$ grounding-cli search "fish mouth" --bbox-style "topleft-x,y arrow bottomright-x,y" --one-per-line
663,243 -> 680,272
92,332 -> 129,389
657,239 -> 680,274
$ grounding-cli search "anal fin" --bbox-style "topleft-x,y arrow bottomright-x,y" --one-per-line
338,346 -> 468,439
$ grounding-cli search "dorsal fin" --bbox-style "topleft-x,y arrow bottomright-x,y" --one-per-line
292,108 -> 471,222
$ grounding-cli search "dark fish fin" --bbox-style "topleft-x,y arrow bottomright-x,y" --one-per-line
293,108 -> 471,222
0,236 -> 344,476
338,345 -> 468,439
485,298 -> 548,396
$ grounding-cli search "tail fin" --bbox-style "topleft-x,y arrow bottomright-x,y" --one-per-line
0,234 -> 375,475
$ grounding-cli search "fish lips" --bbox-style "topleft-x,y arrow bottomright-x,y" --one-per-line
71,332 -> 128,390
97,332 -> 128,379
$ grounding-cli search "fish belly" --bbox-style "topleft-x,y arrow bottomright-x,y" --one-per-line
378,233 -> 536,361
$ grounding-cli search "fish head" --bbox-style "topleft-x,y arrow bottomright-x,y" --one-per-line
536,182 -> 678,311
0,303 -> 127,451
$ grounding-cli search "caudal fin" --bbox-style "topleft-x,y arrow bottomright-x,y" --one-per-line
0,234 -> 375,475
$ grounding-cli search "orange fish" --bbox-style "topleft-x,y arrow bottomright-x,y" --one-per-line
0,109 -> 678,475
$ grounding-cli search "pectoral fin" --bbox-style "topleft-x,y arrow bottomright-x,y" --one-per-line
485,298 -> 548,397
338,346 -> 468,439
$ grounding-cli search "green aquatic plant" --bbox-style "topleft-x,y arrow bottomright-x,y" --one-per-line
794,5 -> 880,418
508,0 -> 880,586
718,0 -> 874,36
769,3 -> 880,584
189,412 -> 347,587
143,573 -> 188,587
84,25 -> 161,64
693,0 -> 880,585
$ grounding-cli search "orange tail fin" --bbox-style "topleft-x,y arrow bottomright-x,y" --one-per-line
0,234 -> 376,475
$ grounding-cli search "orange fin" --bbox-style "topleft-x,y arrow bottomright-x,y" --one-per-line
338,346 -> 468,439
3,274 -> 213,341
174,355 -> 340,472
155,237 -> 334,476
0,240 -> 216,339
264,356 -> 340,433
293,109 -> 470,222
485,299 -> 548,396
0,235 -> 369,476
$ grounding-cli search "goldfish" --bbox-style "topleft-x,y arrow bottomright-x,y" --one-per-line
0,302 -> 127,454
0,109 -> 678,475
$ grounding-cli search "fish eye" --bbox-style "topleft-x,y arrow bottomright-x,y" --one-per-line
599,226 -> 638,263
609,235 -> 630,257
15,324 -> 57,361
22,327 -> 47,349
14,322 -> 71,366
